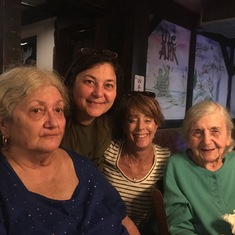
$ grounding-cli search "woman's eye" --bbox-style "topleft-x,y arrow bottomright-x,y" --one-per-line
30,108 -> 44,117
32,108 -> 41,113
84,80 -> 95,86
55,108 -> 64,113
145,119 -> 152,123
191,130 -> 202,137
105,83 -> 114,89
211,128 -> 220,135
128,118 -> 137,123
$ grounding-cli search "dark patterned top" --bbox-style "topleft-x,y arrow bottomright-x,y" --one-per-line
0,149 -> 128,235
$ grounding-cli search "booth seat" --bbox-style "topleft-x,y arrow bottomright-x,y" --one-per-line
154,128 -> 187,154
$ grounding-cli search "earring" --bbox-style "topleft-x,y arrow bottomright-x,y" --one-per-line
2,135 -> 8,145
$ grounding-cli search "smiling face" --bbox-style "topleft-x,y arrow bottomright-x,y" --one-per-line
188,112 -> 231,169
124,110 -> 158,151
72,63 -> 117,125
1,86 -> 66,155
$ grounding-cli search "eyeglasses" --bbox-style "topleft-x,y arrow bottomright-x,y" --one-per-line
80,47 -> 118,59
125,91 -> 156,98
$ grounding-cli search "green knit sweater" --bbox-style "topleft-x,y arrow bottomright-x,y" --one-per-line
164,151 -> 235,235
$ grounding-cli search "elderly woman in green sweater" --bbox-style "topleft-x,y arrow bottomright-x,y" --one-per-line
163,100 -> 235,235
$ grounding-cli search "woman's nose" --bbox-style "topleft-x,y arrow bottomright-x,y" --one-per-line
92,85 -> 103,97
202,131 -> 211,144
44,111 -> 57,128
137,120 -> 144,130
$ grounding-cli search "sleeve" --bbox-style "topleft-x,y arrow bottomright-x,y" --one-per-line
163,158 -> 199,235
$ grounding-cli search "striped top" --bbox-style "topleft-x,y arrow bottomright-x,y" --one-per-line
102,139 -> 171,228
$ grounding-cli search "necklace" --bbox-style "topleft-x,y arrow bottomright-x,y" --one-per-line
125,152 -> 152,181
125,153 -> 138,181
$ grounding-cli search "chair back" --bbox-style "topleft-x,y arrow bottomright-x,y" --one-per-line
152,188 -> 169,235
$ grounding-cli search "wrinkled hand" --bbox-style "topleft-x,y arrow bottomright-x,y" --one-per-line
222,209 -> 235,234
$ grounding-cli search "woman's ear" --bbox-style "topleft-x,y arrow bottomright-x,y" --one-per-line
154,124 -> 158,135
226,131 -> 232,147
0,118 -> 8,135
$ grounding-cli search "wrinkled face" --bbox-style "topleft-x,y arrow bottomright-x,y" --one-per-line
1,86 -> 66,154
72,63 -> 117,124
188,112 -> 231,164
124,110 -> 158,150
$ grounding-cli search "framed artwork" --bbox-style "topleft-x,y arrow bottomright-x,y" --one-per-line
230,74 -> 235,118
145,19 -> 191,120
193,34 -> 228,106
21,36 -> 37,65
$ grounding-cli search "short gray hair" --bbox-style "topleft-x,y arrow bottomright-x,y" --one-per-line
182,100 -> 235,151
0,66 -> 69,121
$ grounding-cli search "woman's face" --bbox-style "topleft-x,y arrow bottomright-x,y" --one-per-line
124,110 -> 158,150
1,86 -> 66,154
188,112 -> 231,167
72,63 -> 117,125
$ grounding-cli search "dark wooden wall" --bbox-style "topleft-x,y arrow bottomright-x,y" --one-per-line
0,0 -> 21,73
2,0 -> 235,127
52,0 -> 200,95
4,0 -> 235,116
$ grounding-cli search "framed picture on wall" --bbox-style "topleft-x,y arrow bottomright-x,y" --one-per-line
21,36 -> 37,65
145,19 -> 191,120
230,74 -> 235,118
193,34 -> 228,106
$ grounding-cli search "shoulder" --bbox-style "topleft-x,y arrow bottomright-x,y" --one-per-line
0,153 -> 13,181
63,148 -> 114,188
105,139 -> 122,153
165,151 -> 189,168
153,143 -> 171,156
95,115 -> 111,126
103,139 -> 122,162
62,148 -> 97,170
225,150 -> 235,159
224,150 -> 235,165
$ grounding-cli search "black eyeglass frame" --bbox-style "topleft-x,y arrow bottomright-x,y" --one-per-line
80,47 -> 118,59
125,91 -> 156,98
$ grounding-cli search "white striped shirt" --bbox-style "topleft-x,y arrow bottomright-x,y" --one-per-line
102,139 -> 171,227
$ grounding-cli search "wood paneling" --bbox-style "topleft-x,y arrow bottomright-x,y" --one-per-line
0,0 -> 21,73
